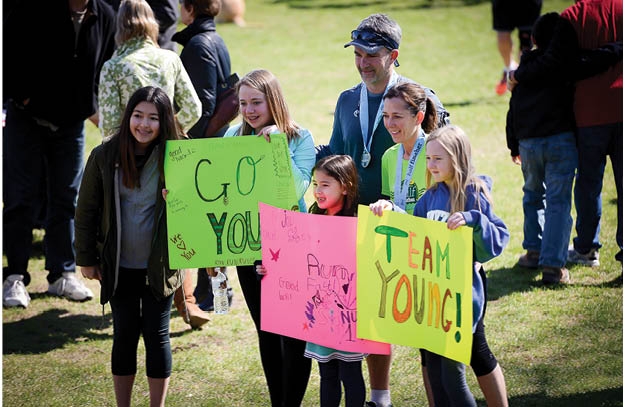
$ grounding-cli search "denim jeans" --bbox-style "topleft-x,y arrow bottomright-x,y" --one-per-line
573,123 -> 622,257
519,132 -> 578,268
2,102 -> 84,285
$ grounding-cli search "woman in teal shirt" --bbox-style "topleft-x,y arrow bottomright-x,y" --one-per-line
225,69 -> 315,406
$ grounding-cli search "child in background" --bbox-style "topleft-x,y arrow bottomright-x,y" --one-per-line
258,155 -> 366,407
506,11 -> 577,284
506,11 -> 621,282
507,9 -> 622,271
414,125 -> 510,406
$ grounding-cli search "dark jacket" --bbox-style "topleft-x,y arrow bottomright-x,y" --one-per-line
74,138 -> 184,305
506,48 -> 576,157
148,0 -> 179,52
506,30 -> 622,156
173,15 -> 232,139
101,0 -> 179,51
513,7 -> 623,127
3,0 -> 116,126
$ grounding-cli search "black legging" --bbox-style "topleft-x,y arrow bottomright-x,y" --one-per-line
109,267 -> 174,378
469,265 -> 498,376
420,266 -> 498,377
237,263 -> 312,407
319,359 -> 365,407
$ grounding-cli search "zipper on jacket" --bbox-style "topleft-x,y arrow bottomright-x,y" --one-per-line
113,163 -> 122,297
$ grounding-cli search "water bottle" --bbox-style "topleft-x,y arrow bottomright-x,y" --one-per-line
211,268 -> 229,315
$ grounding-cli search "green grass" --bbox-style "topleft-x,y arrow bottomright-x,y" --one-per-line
3,0 -> 622,406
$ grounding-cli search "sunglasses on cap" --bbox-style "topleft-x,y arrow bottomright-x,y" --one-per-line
350,29 -> 399,51
349,29 -> 400,66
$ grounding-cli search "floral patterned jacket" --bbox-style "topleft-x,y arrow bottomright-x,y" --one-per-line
98,36 -> 201,138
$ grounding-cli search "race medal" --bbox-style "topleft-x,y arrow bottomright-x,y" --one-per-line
361,149 -> 371,167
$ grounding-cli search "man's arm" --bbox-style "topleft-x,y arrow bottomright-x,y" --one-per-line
573,41 -> 623,80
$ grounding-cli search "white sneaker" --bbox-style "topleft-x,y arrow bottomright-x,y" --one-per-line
567,246 -> 600,267
47,272 -> 94,301
3,274 -> 31,308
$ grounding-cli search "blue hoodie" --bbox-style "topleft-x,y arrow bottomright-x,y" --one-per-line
413,176 -> 509,331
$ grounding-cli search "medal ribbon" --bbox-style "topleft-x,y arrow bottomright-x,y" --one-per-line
359,71 -> 400,162
393,131 -> 425,210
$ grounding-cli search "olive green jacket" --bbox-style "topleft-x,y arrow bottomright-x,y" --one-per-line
74,137 -> 183,305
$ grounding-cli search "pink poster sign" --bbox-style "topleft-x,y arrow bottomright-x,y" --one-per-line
259,203 -> 390,355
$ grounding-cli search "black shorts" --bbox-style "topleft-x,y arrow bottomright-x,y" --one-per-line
492,0 -> 542,31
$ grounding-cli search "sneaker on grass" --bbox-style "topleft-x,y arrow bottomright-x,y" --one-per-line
496,61 -> 518,95
47,272 -> 94,301
517,250 -> 540,269
567,246 -> 600,267
495,69 -> 508,95
3,274 -> 31,308
542,267 -> 570,285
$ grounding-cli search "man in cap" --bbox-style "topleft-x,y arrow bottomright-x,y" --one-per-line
321,13 -> 449,205
318,13 -> 450,407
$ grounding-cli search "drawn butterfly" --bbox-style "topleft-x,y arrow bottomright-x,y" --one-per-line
270,248 -> 280,261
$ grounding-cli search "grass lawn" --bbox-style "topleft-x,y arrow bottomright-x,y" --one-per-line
3,0 -> 622,406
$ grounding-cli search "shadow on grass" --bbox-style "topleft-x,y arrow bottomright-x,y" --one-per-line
563,262 -> 624,288
168,309 -> 200,338
270,0 -> 489,10
566,263 -> 622,288
486,263 -> 622,300
484,265 -> 538,300
3,308 -> 112,355
599,273 -> 623,288
168,309 -> 220,338
504,387 -> 622,407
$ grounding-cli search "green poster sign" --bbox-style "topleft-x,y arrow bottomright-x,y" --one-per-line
164,135 -> 298,268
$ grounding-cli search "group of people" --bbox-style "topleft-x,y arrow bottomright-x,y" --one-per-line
492,0 -> 622,280
2,1 -> 622,407
3,0 -> 230,326
505,0 -> 622,284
